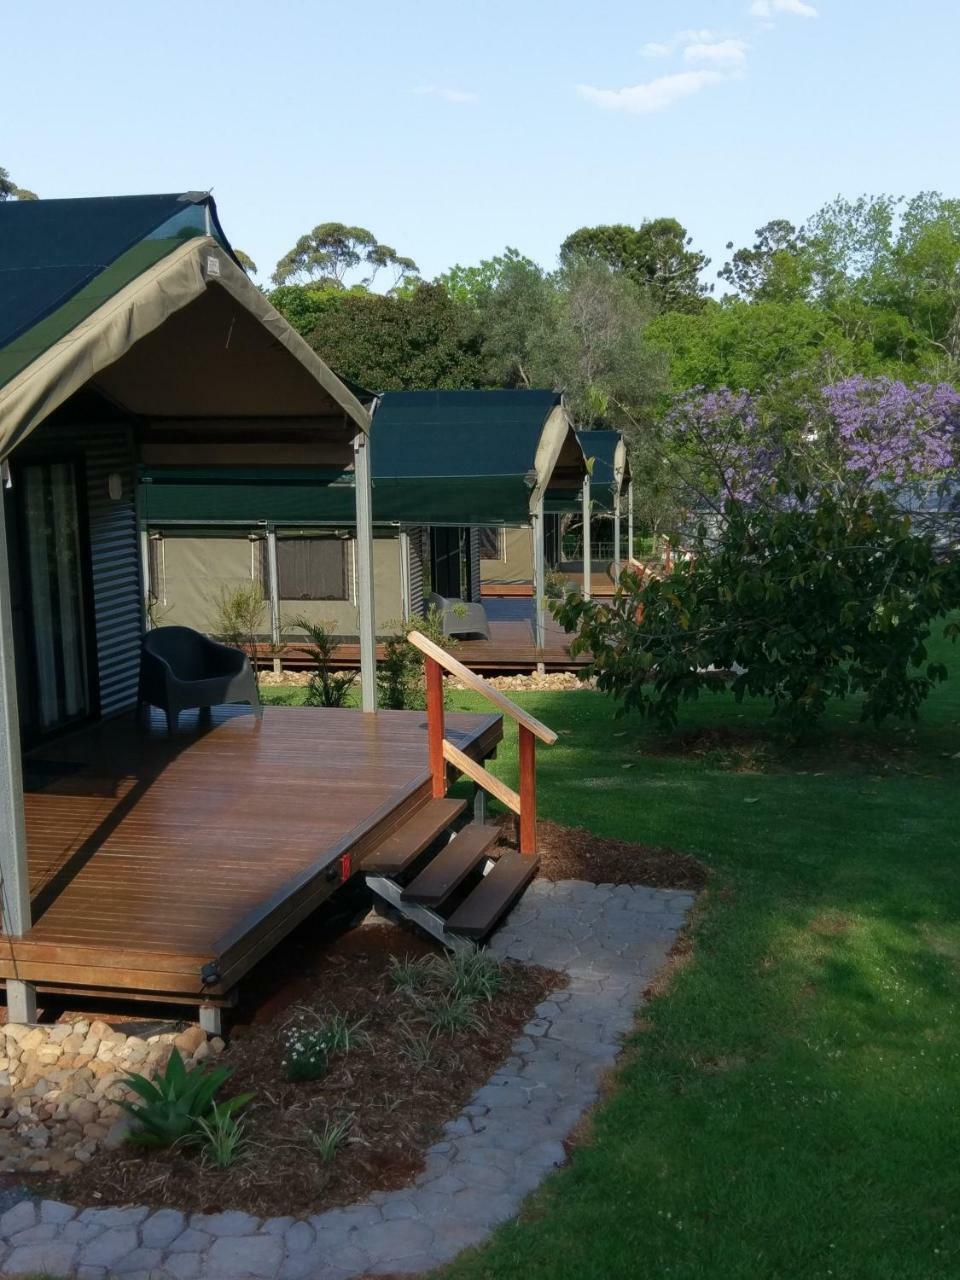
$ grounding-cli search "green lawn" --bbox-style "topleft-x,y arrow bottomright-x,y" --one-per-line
262,635 -> 960,1278
433,631 -> 959,1280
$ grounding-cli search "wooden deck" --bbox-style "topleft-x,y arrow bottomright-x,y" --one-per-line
7,705 -> 501,1008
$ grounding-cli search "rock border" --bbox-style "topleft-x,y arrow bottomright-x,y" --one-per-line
0,880 -> 693,1278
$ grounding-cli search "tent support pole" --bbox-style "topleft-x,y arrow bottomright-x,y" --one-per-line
354,433 -> 377,713
0,481 -> 36,1022
613,489 -> 622,582
532,497 -> 546,675
265,526 -> 282,675
582,476 -> 592,601
398,529 -> 412,621
627,479 -> 635,566
140,526 -> 153,630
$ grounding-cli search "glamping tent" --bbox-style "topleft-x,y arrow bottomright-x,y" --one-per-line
0,192 -> 379,1019
149,387 -> 588,655
480,427 -> 633,600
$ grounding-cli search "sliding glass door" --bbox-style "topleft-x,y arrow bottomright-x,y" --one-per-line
18,461 -> 91,736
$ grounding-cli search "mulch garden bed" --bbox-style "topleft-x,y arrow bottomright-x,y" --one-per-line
48,922 -> 558,1219
495,817 -> 708,891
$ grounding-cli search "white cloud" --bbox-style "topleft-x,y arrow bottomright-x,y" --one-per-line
577,69 -> 726,115
750,0 -> 818,18
683,36 -> 749,67
414,85 -> 479,104
641,41 -> 672,57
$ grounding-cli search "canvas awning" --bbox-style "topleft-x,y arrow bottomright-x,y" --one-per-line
0,193 -> 370,460
368,389 -> 587,526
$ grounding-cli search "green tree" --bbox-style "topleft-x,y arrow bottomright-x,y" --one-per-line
717,219 -> 813,302
273,282 -> 484,391
0,166 -> 37,201
272,222 -> 419,291
560,218 -> 710,312
647,299 -> 868,392
234,249 -> 258,276
556,487 -> 960,738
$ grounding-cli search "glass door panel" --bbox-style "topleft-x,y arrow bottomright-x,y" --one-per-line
20,461 -> 90,734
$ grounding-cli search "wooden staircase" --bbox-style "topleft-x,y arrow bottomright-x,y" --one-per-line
364,632 -> 556,949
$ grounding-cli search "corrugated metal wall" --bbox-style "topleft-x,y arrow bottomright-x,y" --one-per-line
408,527 -> 426,617
467,528 -> 482,602
83,428 -> 143,717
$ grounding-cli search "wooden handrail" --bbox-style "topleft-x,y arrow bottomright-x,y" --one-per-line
407,631 -> 558,745
408,629 -> 556,856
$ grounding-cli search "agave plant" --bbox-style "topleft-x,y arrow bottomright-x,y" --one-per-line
119,1048 -> 253,1148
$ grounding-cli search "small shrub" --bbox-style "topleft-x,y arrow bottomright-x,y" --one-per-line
197,1102 -> 249,1169
294,617 -> 357,708
311,1116 -> 352,1163
119,1048 -> 253,1149
427,996 -> 485,1035
214,582 -> 268,679
398,1021 -> 437,1070
313,1011 -> 368,1055
378,629 -> 420,709
388,953 -> 437,993
437,948 -> 504,1003
282,1026 -> 331,1082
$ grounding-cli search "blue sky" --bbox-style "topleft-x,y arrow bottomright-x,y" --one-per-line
3,0 -> 958,288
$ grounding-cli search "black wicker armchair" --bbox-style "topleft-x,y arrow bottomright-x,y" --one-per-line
139,626 -> 261,734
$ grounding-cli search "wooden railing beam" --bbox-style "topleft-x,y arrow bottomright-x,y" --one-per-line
442,738 -> 521,815
518,725 -> 537,855
425,655 -> 446,798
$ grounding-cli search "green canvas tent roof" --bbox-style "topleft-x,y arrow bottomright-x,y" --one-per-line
368,389 -> 586,525
0,192 -> 370,463
545,429 -> 630,514
0,193 -> 235,393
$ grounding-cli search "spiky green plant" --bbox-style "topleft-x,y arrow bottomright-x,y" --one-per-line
197,1102 -> 249,1168
312,1116 -> 352,1163
119,1048 -> 253,1148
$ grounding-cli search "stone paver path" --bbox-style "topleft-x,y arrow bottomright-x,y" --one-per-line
0,880 -> 693,1278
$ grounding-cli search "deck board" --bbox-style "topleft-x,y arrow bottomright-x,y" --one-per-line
7,705 -> 501,1001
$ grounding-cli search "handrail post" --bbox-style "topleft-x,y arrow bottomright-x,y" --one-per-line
518,724 -> 536,855
425,655 -> 446,798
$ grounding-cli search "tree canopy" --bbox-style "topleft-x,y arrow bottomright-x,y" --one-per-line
272,222 -> 419,291
0,165 -> 37,201
560,218 -> 710,312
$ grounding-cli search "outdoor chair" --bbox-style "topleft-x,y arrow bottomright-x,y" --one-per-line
425,592 -> 492,642
139,626 -> 261,734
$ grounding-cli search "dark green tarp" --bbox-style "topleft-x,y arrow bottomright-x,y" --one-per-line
138,467 -> 357,525
369,389 -> 561,525
0,193 -> 234,391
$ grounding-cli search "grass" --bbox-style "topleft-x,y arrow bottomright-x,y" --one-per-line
421,625 -> 960,1280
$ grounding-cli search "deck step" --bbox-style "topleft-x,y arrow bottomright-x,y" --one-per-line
445,851 -> 540,940
364,798 -> 467,874
401,822 -> 499,906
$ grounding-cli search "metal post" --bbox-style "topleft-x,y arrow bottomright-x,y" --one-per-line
398,529 -> 411,621
613,489 -> 622,582
627,479 -> 635,566
140,527 -> 153,630
0,480 -> 36,1022
581,475 -> 592,601
353,433 -> 377,713
532,496 -> 546,674
265,526 -> 282,674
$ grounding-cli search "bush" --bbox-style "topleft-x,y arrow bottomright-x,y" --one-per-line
555,486 -> 960,738
294,617 -> 357,707
119,1049 -> 253,1149
377,604 -> 454,710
